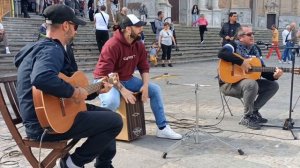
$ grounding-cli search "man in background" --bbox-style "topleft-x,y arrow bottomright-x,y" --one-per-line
0,22 -> 11,54
219,12 -> 240,46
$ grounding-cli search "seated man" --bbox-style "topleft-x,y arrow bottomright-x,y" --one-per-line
93,14 -> 182,140
218,26 -> 283,130
14,5 -> 122,168
0,22 -> 11,54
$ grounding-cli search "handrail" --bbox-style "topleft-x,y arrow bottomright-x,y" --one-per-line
0,0 -> 12,21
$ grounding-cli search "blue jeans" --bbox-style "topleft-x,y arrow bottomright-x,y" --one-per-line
192,14 -> 198,24
282,41 -> 293,62
97,76 -> 167,128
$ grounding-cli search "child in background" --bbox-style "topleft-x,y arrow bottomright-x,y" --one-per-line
149,41 -> 159,67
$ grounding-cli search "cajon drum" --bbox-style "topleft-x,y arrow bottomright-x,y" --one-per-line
116,93 -> 146,141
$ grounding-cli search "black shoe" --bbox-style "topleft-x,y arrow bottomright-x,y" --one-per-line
253,111 -> 268,123
168,63 -> 173,67
239,115 -> 261,130
161,64 -> 165,67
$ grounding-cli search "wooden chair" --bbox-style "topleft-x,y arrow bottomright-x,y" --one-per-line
0,75 -> 79,168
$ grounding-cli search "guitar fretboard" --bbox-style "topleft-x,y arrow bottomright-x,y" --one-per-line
250,67 -> 292,73
85,79 -> 104,94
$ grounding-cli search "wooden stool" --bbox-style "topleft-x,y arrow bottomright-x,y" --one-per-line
116,93 -> 146,141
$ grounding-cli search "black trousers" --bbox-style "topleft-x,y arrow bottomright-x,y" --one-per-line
42,104 -> 123,167
96,30 -> 109,53
199,25 -> 206,42
161,44 -> 172,60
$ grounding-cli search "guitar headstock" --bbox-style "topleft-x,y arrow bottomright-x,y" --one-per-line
108,73 -> 120,85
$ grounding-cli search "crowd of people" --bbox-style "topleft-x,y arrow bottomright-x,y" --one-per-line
2,2 -> 300,167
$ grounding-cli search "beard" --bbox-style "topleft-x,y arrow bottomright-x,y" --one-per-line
65,29 -> 74,44
130,30 -> 141,41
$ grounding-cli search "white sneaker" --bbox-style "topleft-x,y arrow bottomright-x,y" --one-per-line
201,40 -> 204,44
5,47 -> 11,54
156,125 -> 182,140
288,61 -> 292,64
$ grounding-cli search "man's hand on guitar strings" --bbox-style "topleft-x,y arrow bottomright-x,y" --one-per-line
241,61 -> 251,73
72,87 -> 88,101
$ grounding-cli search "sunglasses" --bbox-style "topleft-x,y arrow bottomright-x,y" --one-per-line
241,32 -> 255,37
68,22 -> 78,31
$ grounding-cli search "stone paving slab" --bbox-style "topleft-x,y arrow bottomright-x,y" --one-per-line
1,57 -> 300,168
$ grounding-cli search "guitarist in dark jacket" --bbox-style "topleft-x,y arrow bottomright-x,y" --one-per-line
14,5 -> 122,168
218,26 -> 283,130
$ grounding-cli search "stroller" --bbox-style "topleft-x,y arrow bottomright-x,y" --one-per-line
164,17 -> 179,51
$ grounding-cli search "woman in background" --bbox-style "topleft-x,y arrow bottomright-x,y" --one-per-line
193,14 -> 208,44
158,22 -> 177,67
191,5 -> 199,27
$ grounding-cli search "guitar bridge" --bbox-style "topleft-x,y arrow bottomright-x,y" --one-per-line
59,98 -> 66,116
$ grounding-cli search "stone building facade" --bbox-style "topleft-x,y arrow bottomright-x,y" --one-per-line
122,0 -> 300,29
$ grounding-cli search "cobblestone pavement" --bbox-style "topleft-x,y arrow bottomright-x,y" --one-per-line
1,57 -> 300,168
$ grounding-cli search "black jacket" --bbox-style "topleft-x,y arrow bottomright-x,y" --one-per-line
219,22 -> 241,45
14,38 -> 97,138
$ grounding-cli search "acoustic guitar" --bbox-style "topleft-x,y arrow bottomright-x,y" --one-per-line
32,71 -> 118,133
218,56 -> 300,84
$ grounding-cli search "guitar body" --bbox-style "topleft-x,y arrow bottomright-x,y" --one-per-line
218,57 -> 262,84
32,71 -> 89,133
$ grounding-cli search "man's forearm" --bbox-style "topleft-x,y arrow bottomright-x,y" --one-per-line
141,72 -> 149,86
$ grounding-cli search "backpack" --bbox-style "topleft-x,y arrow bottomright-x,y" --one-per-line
150,21 -> 156,34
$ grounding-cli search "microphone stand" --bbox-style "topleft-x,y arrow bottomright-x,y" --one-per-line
261,47 -> 300,140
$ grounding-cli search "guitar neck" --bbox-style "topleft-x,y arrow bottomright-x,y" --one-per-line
250,67 -> 292,73
85,80 -> 104,95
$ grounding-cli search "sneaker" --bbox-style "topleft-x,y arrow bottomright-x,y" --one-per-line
5,47 -> 11,54
239,115 -> 261,130
161,64 -> 165,67
156,125 -> 182,140
201,40 -> 204,44
253,111 -> 268,123
168,63 -> 173,67
288,61 -> 292,64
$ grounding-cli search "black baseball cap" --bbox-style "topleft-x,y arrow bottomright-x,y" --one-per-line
120,14 -> 146,29
43,4 -> 86,26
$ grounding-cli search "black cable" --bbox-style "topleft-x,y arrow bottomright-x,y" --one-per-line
144,107 -> 293,141
0,150 -> 21,166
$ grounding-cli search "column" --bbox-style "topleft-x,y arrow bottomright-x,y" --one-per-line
212,0 -> 219,10
198,0 -> 207,10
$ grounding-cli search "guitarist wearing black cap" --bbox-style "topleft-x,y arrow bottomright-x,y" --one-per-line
14,5 -> 123,168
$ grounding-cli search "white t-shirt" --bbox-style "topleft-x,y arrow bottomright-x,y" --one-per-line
0,23 -> 4,30
282,29 -> 291,46
159,30 -> 173,46
94,12 -> 109,30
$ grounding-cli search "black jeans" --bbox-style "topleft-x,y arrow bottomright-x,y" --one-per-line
199,25 -> 206,42
41,104 -> 123,167
96,30 -> 109,53
161,44 -> 172,60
